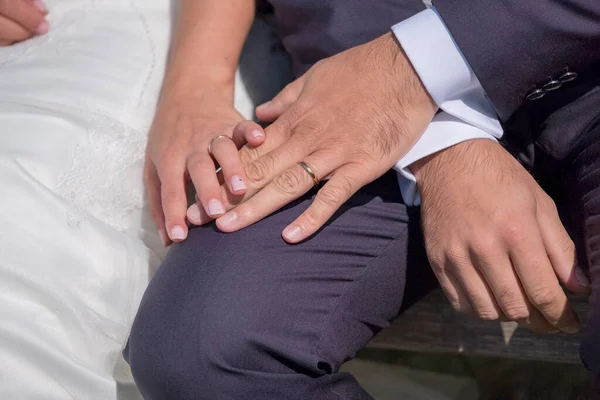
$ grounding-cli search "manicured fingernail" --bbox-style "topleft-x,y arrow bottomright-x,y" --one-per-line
575,267 -> 591,287
159,230 -> 169,247
283,226 -> 302,242
170,225 -> 186,241
207,199 -> 225,216
36,20 -> 49,35
187,203 -> 202,222
218,212 -> 237,228
231,175 -> 247,192
251,129 -> 264,139
34,0 -> 48,13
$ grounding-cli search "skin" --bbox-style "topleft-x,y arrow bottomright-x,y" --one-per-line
144,0 -> 263,246
412,139 -> 590,333
150,2 -> 586,333
0,0 -> 48,46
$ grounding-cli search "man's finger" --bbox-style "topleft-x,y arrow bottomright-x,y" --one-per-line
427,259 -> 475,315
447,255 -> 503,321
509,227 -> 580,333
237,118 -> 290,167
244,129 -> 315,188
216,152 -> 336,233
255,76 -> 305,122
537,195 -> 591,294
281,165 -> 365,242
470,247 -> 532,322
0,0 -> 47,34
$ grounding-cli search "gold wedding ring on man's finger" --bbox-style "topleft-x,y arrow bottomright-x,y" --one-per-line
298,161 -> 320,186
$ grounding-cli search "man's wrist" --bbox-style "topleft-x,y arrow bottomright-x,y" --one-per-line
411,139 -> 500,188
379,32 -> 438,117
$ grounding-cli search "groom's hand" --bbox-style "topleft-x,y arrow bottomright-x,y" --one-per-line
206,33 -> 437,241
413,139 -> 590,334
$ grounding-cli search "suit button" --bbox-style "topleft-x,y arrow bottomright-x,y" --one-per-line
526,88 -> 546,101
559,71 -> 578,83
543,79 -> 562,91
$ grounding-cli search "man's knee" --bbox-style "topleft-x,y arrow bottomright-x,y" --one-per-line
125,243 -> 301,397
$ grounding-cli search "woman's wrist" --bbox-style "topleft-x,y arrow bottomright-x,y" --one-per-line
160,66 -> 236,106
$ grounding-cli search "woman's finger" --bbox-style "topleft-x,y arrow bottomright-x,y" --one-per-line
209,135 -> 248,195
0,13 -> 31,44
144,161 -> 170,247
231,120 -> 265,149
0,0 -> 48,34
187,151 -> 225,221
216,151 -> 337,233
255,76 -> 305,122
157,163 -> 189,242
509,226 -> 581,333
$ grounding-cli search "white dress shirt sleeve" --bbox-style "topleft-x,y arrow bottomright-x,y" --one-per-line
390,8 -> 504,206
394,113 -> 498,206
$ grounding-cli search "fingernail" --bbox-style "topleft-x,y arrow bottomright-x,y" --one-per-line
251,129 -> 264,139
283,226 -> 302,242
159,230 -> 169,247
207,199 -> 225,216
170,225 -> 186,241
218,212 -> 237,228
34,0 -> 48,13
231,175 -> 247,192
187,203 -> 202,222
36,20 -> 49,35
575,267 -> 591,287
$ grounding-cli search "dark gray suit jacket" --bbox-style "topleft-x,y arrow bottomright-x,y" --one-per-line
435,0 -> 600,122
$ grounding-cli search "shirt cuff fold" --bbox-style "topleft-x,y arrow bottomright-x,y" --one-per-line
394,113 -> 498,206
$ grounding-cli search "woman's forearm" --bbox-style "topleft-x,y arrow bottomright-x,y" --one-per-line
163,0 -> 256,100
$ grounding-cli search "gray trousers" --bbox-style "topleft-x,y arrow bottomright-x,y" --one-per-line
124,172 -> 437,399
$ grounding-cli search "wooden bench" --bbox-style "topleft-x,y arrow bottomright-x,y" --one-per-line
369,290 -> 589,364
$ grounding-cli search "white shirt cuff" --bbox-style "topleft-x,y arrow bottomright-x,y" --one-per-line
392,8 -> 503,137
391,8 -> 504,206
394,113 -> 498,206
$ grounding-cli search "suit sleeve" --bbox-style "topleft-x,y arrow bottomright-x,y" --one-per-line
434,0 -> 600,121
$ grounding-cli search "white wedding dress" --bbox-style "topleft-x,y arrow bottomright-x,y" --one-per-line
0,1 -> 172,398
0,1 -> 291,398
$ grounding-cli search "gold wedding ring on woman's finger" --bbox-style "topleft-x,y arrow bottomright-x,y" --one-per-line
208,135 -> 233,156
298,161 -> 320,186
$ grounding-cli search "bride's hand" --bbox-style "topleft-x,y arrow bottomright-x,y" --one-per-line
0,0 -> 49,46
145,88 -> 265,246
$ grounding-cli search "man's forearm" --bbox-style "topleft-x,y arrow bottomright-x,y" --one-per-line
163,0 -> 256,100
